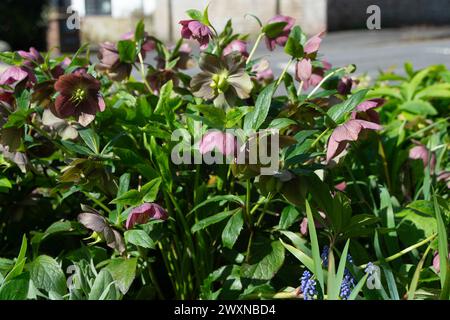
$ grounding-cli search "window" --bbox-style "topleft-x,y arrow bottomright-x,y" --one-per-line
85,0 -> 112,16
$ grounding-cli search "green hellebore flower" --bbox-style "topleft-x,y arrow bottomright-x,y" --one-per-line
191,52 -> 253,108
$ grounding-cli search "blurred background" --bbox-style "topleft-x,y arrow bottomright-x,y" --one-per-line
1,0 -> 450,75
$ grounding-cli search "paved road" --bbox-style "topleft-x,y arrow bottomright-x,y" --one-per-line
270,26 -> 450,78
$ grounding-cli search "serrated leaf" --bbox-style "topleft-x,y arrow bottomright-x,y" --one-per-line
222,209 -> 244,249
30,255 -> 66,295
125,230 -> 155,249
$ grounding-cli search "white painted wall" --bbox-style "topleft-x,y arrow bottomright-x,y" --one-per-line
71,0 -> 156,18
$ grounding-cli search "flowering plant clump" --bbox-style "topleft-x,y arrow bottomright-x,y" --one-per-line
0,7 -> 448,301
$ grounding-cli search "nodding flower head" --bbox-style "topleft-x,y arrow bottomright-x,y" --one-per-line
126,203 -> 169,230
264,15 -> 295,51
179,19 -> 213,50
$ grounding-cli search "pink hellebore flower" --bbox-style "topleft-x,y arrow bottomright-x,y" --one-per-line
433,252 -> 450,273
337,77 -> 353,95
199,131 -> 237,157
326,119 -> 382,163
252,59 -> 274,83
0,66 -> 35,89
180,20 -> 213,50
265,15 -> 295,51
437,171 -> 450,189
295,59 -> 330,90
223,40 -> 248,57
409,142 -> 436,172
126,203 -> 168,229
121,31 -> 156,53
300,211 -> 327,236
335,181 -> 347,192
352,98 -> 385,124
304,32 -> 325,55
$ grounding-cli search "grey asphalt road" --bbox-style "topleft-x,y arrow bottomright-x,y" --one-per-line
269,26 -> 450,79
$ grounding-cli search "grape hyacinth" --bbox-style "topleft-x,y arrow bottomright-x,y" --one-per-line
340,254 -> 355,300
321,245 -> 329,266
300,270 -> 317,300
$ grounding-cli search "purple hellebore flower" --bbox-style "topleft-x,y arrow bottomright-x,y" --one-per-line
335,181 -> 347,192
97,42 -> 132,81
121,31 -> 156,53
409,142 -> 436,172
300,211 -> 326,236
199,131 -> 237,157
304,32 -> 325,55
265,15 -> 295,51
337,77 -> 354,95
179,20 -> 213,50
223,40 -> 248,57
126,203 -> 168,230
352,98 -> 385,124
17,47 -> 44,68
52,69 -> 105,127
326,119 -> 382,163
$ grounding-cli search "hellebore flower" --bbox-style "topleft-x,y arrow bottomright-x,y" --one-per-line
264,15 -> 295,51
295,59 -> 330,90
223,40 -> 248,57
304,32 -> 325,56
409,141 -> 436,172
78,212 -> 125,254
146,69 -> 178,95
121,31 -> 156,53
42,109 -> 78,140
352,98 -> 385,124
191,52 -> 253,108
251,59 -> 274,84
335,181 -> 347,192
180,20 -> 213,50
199,130 -> 237,156
300,211 -> 327,236
337,77 -> 353,95
433,252 -> 450,273
97,42 -> 132,81
52,69 -> 105,126
326,119 -> 382,163
437,171 -> 450,189
0,66 -> 36,89
126,203 -> 168,229
18,47 -> 44,68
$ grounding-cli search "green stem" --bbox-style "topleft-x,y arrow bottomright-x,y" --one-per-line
307,67 -> 345,99
276,59 -> 294,87
83,192 -> 111,214
246,32 -> 265,64
138,52 -> 153,93
360,233 -> 437,268
311,128 -> 330,148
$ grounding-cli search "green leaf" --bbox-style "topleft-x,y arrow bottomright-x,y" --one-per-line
327,89 -> 369,124
262,21 -> 288,38
246,82 -> 277,130
280,239 -> 314,271
0,178 -> 12,189
284,26 -> 305,58
434,195 -> 448,288
117,40 -> 137,64
134,19 -> 145,43
332,240 -> 350,300
222,209 -> 244,249
3,109 -> 32,129
16,90 -> 31,111
105,258 -> 137,295
415,83 -> 450,99
191,104 -> 226,129
241,240 -> 285,280
89,269 -> 117,300
399,100 -> 437,116
78,128 -> 100,154
4,234 -> 27,283
110,190 -> 141,206
125,230 -> 155,249
305,199 -> 324,293
0,52 -> 22,65
0,272 -> 30,300
269,118 -> 297,130
141,177 -> 162,202
61,140 -> 95,156
154,80 -> 173,118
278,205 -> 301,230
191,209 -> 238,233
30,255 -> 67,295
189,195 -> 244,215
348,273 -> 369,300
186,9 -> 203,21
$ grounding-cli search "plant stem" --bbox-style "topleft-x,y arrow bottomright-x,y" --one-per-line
246,32 -> 265,64
311,128 -> 330,148
276,59 -> 294,87
83,192 -> 111,214
137,52 -> 153,93
360,233 -> 437,268
307,67 -> 345,99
